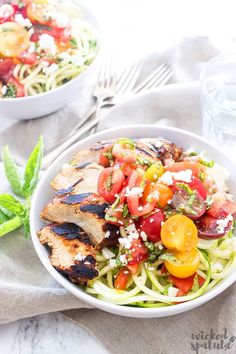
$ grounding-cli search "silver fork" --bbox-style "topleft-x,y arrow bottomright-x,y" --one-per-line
42,63 -> 172,170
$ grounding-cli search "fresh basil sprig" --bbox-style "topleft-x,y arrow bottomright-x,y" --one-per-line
0,136 -> 43,238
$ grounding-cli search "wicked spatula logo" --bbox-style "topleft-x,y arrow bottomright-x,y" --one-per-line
190,329 -> 236,353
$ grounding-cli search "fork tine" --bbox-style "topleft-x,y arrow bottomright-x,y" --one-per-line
132,64 -> 167,93
138,67 -> 172,92
115,61 -> 142,95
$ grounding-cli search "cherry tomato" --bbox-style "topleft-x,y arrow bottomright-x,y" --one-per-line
99,146 -> 113,167
161,214 -> 198,252
112,142 -> 137,163
173,176 -> 207,200
196,214 -> 233,239
127,263 -> 139,275
105,187 -> 129,226
0,22 -> 30,57
18,51 -> 37,65
170,190 -> 206,220
207,192 -> 236,218
128,239 -> 148,265
139,210 -> 165,242
170,273 -> 205,295
114,267 -> 130,290
156,183 -> 173,208
26,1 -> 51,25
7,77 -> 25,97
127,171 -> 158,216
30,23 -> 70,42
165,162 -> 206,178
97,167 -> 125,203
0,59 -> 15,82
145,162 -> 164,182
164,248 -> 200,278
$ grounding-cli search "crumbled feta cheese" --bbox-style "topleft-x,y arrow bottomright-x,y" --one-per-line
172,169 -> 192,183
124,270 -> 129,275
104,231 -> 111,239
15,13 -> 32,28
161,221 -> 164,226
168,287 -> 179,297
49,11 -> 69,28
148,267 -> 155,271
28,27 -> 34,37
69,54 -> 84,66
1,85 -> 7,96
216,215 -> 233,233
28,42 -> 35,54
38,34 -> 57,56
74,253 -> 86,261
119,237 -> 132,250
125,186 -> 143,197
119,254 -> 128,265
138,206 -> 143,212
140,231 -> 147,241
150,218 -> 154,223
126,224 -> 137,234
43,63 -> 59,75
158,244 -> 164,250
0,4 -> 14,19
225,193 -> 234,201
155,140 -> 163,148
158,171 -> 173,186
101,247 -> 115,260
109,259 -> 117,268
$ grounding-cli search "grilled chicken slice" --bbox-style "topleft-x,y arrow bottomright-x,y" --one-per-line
40,193 -> 120,247
51,162 -> 103,194
137,138 -> 183,165
38,223 -> 98,284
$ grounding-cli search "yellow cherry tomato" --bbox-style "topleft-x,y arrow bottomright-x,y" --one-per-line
145,161 -> 164,182
164,248 -> 200,278
26,1 -> 51,25
161,214 -> 198,252
0,22 -> 30,57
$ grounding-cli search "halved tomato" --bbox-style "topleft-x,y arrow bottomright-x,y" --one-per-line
112,139 -> 137,164
139,210 -> 165,242
170,189 -> 206,220
164,248 -> 200,278
99,145 -> 113,167
156,183 -> 173,208
173,176 -> 207,200
196,214 -> 233,239
207,192 -> 236,218
128,238 -> 148,265
114,267 -> 130,290
161,214 -> 198,252
165,162 -> 206,178
18,51 -> 37,65
170,273 -> 205,295
97,167 -> 125,203
0,59 -> 15,82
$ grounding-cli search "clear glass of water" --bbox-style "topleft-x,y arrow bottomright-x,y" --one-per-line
200,54 -> 236,157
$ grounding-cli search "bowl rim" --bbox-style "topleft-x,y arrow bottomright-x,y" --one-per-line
0,1 -> 101,104
30,124 -> 236,317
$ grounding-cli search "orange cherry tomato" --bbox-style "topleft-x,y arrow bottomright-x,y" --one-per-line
164,248 -> 200,278
114,267 -> 130,290
161,214 -> 198,252
26,1 -> 51,25
156,183 -> 173,207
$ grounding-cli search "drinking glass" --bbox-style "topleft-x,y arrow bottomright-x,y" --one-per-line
200,54 -> 236,159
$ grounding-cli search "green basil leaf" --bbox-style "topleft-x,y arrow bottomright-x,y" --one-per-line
2,146 -> 24,197
0,194 -> 26,216
0,209 -> 9,224
22,136 -> 43,198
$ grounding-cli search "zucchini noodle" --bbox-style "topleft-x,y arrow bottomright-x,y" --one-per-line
85,231 -> 236,307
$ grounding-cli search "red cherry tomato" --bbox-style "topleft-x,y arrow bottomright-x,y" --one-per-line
127,170 -> 159,217
171,189 -> 206,220
99,146 -> 113,167
114,267 -> 130,290
7,77 -> 25,97
30,24 -> 70,42
0,59 -> 15,82
127,262 -> 139,275
165,162 -> 206,177
173,176 -> 207,200
139,210 -> 165,242
196,214 -> 233,239
207,192 -> 236,218
97,167 -> 125,203
112,142 -> 137,163
170,274 -> 205,295
128,239 -> 148,265
18,51 -> 37,65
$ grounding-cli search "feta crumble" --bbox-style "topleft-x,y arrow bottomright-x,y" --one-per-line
14,13 -> 32,28
74,253 -> 86,261
119,254 -> 128,266
1,85 -> 7,96
125,186 -> 143,197
140,231 -> 147,241
168,287 -> 179,297
158,171 -> 173,186
216,215 -> 233,233
101,247 -> 115,260
43,63 -> 59,75
38,34 -> 57,56
109,259 -> 117,268
104,231 -> 111,239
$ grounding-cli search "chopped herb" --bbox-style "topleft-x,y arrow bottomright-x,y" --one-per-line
191,274 -> 200,292
122,204 -> 129,218
206,195 -> 212,210
199,159 -> 214,168
137,156 -> 153,167
189,151 -> 198,156
116,258 -> 122,267
111,195 -> 120,210
103,148 -> 113,163
106,172 -> 113,191
188,192 -> 196,206
199,171 -> 206,182
177,204 -> 198,216
144,241 -> 154,252
105,213 -> 117,223
117,138 -> 135,149
70,38 -> 78,49
4,84 -> 17,98
176,183 -> 194,196
161,252 -> 180,264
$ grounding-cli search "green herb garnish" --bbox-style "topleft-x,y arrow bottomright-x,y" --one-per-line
189,151 -> 198,157
122,204 -> 129,218
0,136 -> 43,238
161,252 -> 180,264
70,38 -> 78,49
117,138 -> 135,149
199,159 -> 214,168
4,84 -> 17,98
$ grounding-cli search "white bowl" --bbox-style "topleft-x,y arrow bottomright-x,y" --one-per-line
0,2 -> 100,120
30,125 -> 236,318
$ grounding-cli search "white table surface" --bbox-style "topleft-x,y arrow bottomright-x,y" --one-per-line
1,0 -> 236,353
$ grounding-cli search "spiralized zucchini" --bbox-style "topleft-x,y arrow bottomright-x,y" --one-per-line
85,231 -> 236,307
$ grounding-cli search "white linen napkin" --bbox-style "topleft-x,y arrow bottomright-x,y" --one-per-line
1,35 -> 236,354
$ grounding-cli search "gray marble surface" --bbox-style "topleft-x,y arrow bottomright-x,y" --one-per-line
0,312 -> 108,354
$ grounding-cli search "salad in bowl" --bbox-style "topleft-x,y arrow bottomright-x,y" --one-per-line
36,133 -> 236,310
